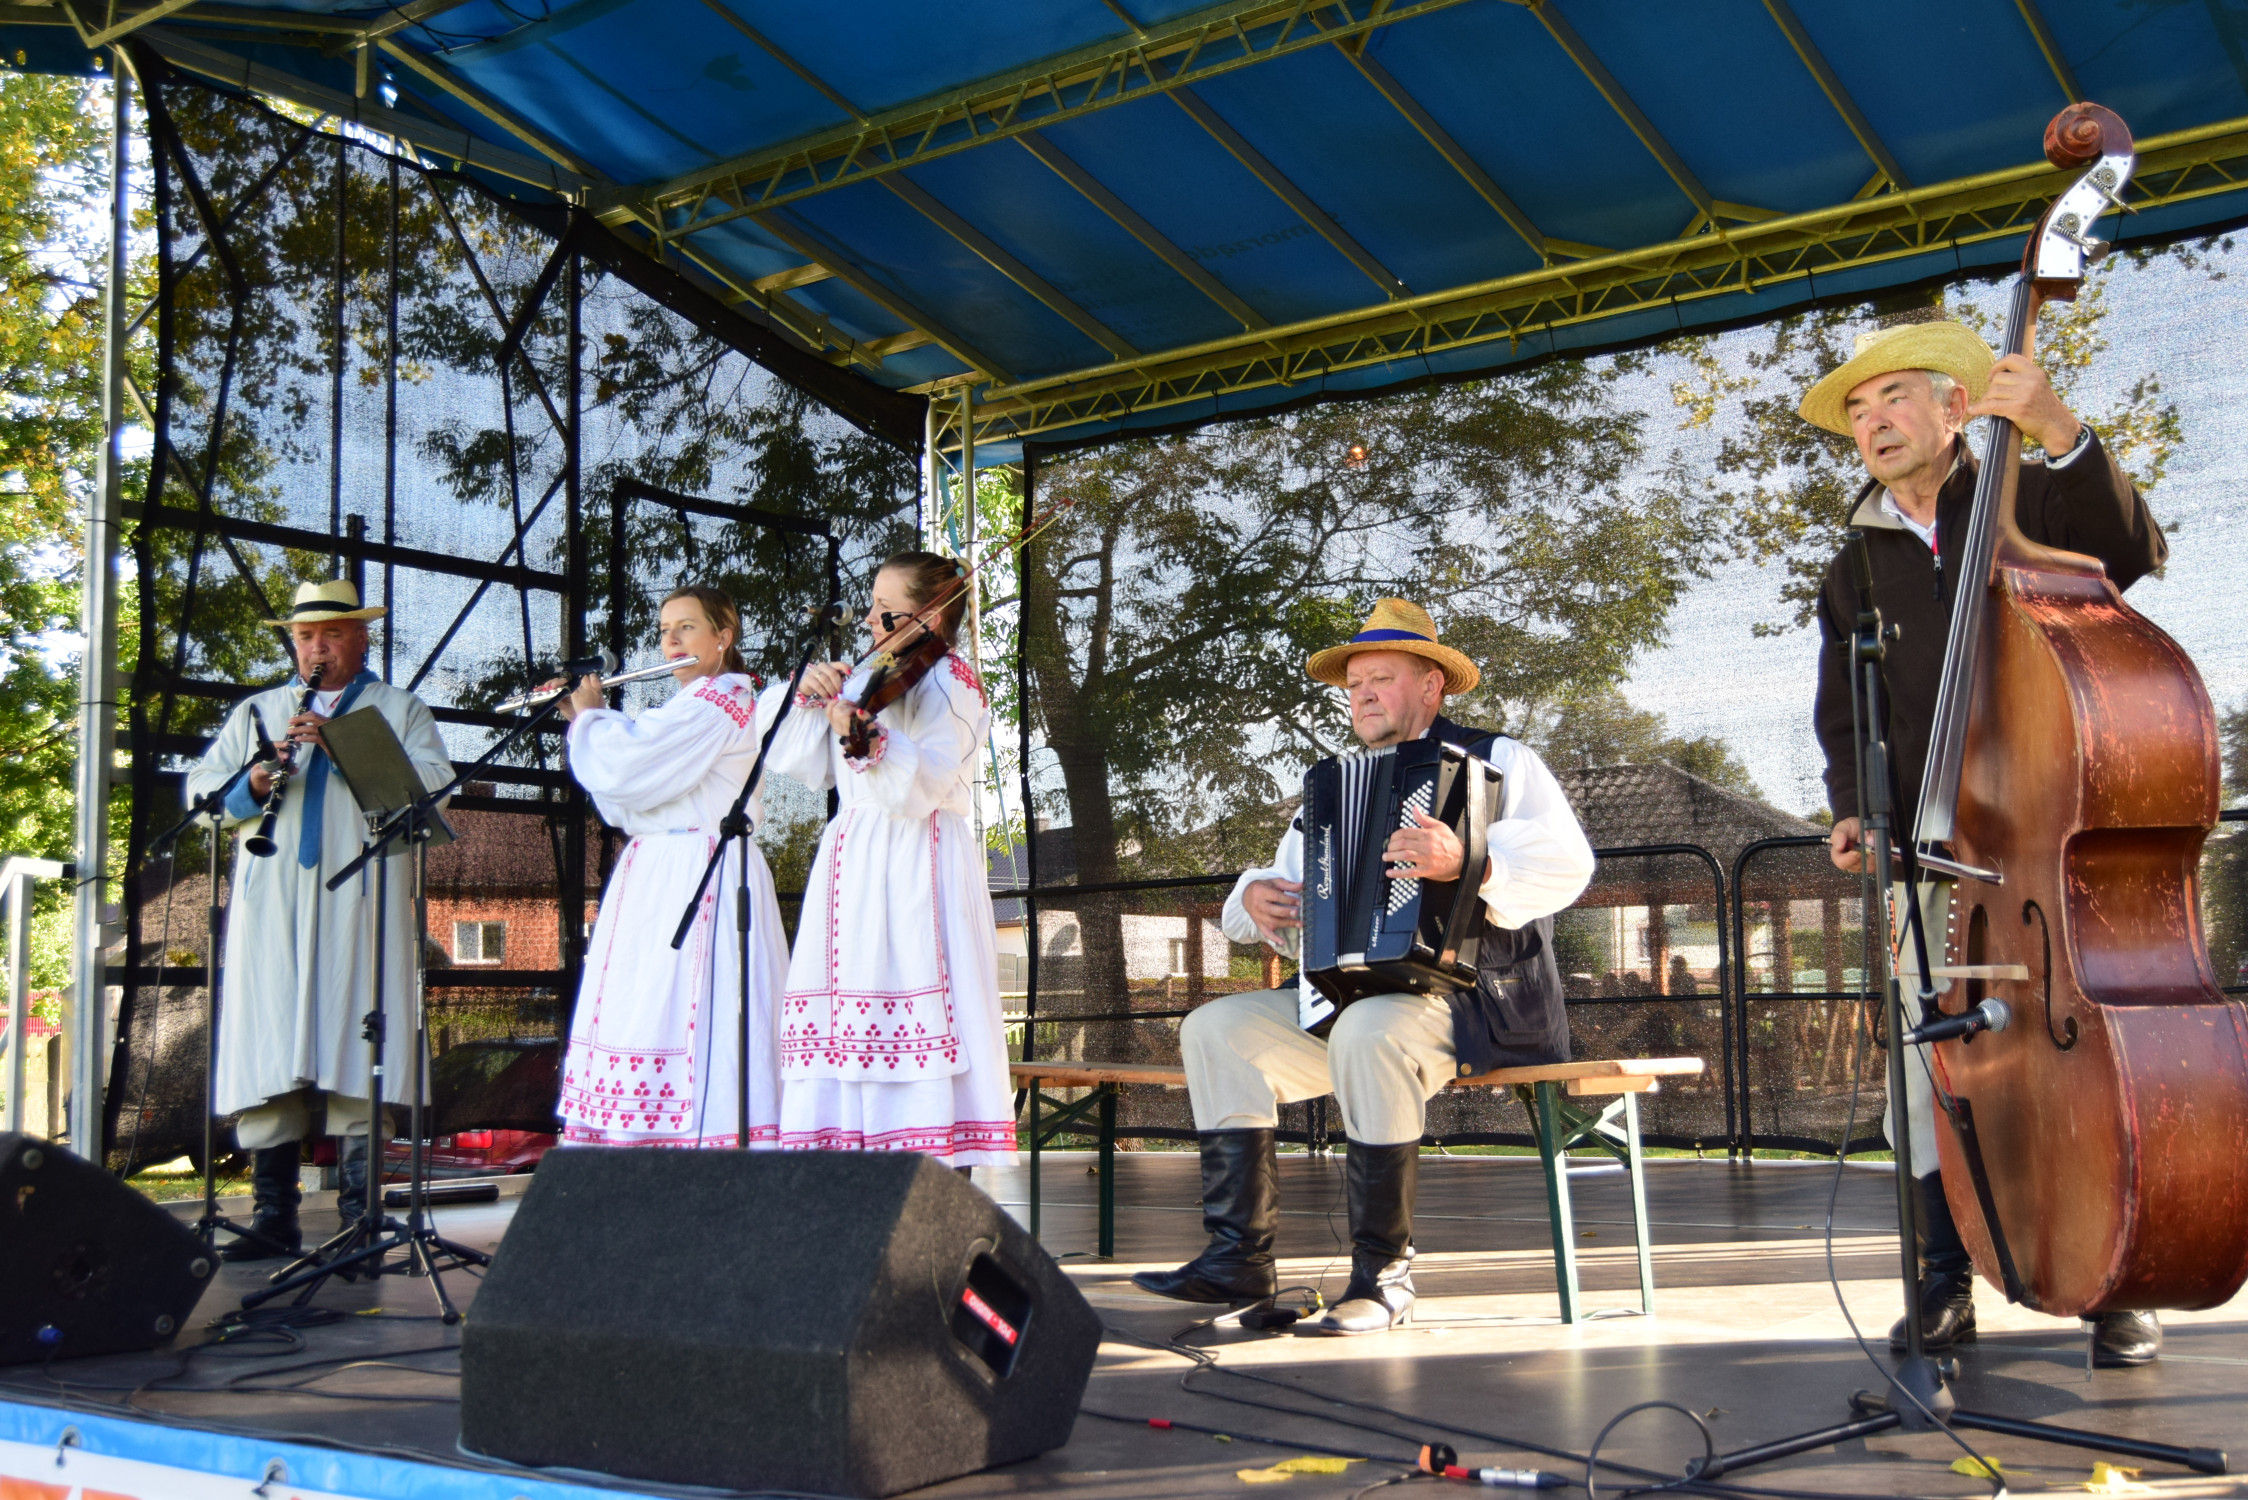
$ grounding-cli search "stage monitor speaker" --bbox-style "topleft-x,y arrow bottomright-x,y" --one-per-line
1,1134 -> 215,1365
461,1149 -> 1102,1498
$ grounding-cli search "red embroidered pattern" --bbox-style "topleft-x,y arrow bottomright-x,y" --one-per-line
843,722 -> 887,773
945,652 -> 987,707
777,812 -> 962,1074
778,1120 -> 1016,1157
557,835 -> 725,1140
693,679 -> 752,728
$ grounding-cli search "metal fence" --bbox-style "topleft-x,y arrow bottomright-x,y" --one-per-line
1008,809 -> 2248,1157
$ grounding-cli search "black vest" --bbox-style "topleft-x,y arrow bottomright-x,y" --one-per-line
1425,716 -> 1572,1076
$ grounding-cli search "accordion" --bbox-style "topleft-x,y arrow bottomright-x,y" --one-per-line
1296,738 -> 1502,1035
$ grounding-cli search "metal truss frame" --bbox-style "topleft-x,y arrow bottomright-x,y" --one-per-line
957,116 -> 2248,447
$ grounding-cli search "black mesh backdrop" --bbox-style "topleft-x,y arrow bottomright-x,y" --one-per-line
106,64 -> 918,1173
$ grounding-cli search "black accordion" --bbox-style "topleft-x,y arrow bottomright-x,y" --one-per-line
1296,738 -> 1502,1035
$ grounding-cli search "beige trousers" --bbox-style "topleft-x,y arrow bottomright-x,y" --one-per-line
1179,986 -> 1456,1147
1882,879 -> 1953,1180
234,1087 -> 394,1151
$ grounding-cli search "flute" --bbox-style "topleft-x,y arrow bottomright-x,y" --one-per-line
490,658 -> 692,715
244,666 -> 325,858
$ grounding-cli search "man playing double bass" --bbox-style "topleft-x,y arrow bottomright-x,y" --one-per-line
1806,319 -> 2169,1367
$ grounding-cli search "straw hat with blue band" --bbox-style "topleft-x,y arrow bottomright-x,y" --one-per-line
1306,598 -> 1479,695
1798,320 -> 1996,436
262,579 -> 386,626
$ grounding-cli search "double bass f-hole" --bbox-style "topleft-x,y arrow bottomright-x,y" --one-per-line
2022,899 -> 2074,1051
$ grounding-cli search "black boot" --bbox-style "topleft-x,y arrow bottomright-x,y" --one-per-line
1890,1170 -> 1976,1351
1310,1141 -> 1417,1335
221,1142 -> 303,1262
2087,1310 -> 2161,1368
1132,1130 -> 1277,1305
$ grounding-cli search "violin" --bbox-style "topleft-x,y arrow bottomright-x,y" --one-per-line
836,621 -> 951,761
1917,103 -> 2248,1316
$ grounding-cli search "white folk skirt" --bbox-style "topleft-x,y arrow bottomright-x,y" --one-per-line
778,807 -> 1016,1166
560,832 -> 788,1148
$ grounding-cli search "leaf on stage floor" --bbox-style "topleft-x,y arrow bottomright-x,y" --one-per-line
1951,1456 -> 2010,1479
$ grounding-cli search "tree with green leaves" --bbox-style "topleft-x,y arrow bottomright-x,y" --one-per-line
1027,361 -> 1729,1013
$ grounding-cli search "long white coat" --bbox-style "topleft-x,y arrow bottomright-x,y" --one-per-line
184,674 -> 452,1116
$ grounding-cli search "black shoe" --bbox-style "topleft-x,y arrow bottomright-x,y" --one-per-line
1310,1140 -> 1417,1336
1889,1269 -> 1977,1352
2088,1310 -> 2161,1368
1132,1130 -> 1277,1305
220,1142 -> 303,1262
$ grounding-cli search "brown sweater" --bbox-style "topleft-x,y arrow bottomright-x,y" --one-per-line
1814,429 -> 2168,828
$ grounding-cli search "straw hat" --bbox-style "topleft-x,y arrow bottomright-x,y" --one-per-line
262,579 -> 386,626
1797,321 -> 1996,436
1306,599 -> 1479,696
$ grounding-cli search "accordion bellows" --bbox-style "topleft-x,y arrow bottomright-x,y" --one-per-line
1298,738 -> 1503,1034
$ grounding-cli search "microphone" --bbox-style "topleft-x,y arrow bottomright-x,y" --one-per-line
1901,998 -> 2011,1047
550,649 -> 619,678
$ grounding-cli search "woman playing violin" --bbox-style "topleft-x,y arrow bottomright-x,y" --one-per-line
766,551 -> 1015,1173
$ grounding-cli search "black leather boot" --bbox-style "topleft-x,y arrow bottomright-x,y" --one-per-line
1890,1170 -> 1976,1351
1132,1130 -> 1277,1305
2087,1310 -> 2161,1368
1310,1140 -> 1417,1335
221,1141 -> 302,1262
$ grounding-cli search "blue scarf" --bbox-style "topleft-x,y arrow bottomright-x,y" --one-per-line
298,669 -> 380,869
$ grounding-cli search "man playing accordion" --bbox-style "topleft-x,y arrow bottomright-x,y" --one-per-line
1135,600 -> 1594,1334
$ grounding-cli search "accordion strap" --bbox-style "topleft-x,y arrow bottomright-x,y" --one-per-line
1435,753 -> 1490,972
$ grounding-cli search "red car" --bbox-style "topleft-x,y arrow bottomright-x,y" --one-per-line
384,1128 -> 554,1178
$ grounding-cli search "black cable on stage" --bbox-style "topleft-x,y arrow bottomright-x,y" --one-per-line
1582,1402 -> 1710,1500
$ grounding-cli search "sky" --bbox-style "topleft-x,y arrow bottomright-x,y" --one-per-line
1619,238 -> 2248,818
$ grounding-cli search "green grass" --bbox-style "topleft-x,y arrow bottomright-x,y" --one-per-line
125,1158 -> 251,1202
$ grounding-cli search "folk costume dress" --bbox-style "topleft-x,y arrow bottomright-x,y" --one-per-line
764,652 -> 1015,1167
184,671 -> 452,1129
558,671 -> 789,1149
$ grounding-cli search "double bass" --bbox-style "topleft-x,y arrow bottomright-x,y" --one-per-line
1914,103 -> 2248,1316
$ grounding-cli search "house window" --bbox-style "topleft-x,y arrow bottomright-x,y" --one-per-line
454,920 -> 506,965
1168,938 -> 1189,978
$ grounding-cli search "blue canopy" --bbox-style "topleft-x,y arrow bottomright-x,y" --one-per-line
11,0 -> 2248,458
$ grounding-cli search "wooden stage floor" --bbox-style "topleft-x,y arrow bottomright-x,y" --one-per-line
4,1152 -> 2243,1499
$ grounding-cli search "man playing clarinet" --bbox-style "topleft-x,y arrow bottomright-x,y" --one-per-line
183,580 -> 452,1261
1134,600 -> 1594,1334
1803,319 -> 2169,1366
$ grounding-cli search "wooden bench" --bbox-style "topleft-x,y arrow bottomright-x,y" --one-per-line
1009,1055 -> 1705,1324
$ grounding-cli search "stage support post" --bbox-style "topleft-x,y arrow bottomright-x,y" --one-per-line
71,55 -> 133,1159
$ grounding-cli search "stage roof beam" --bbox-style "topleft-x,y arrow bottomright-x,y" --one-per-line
377,35 -> 603,186
882,174 -> 1140,359
61,0 -> 204,48
964,115 -> 2248,442
1529,0 -> 1757,230
1759,0 -> 1912,191
1016,128 -> 1271,331
1331,32 -> 1605,265
747,210 -> 1016,383
1172,85 -> 1410,298
600,0 -> 1482,233
2011,0 -> 2085,102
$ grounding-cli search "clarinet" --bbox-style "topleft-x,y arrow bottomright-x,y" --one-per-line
244,666 -> 326,858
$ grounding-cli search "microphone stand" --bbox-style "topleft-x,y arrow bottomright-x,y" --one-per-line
1683,533 -> 2224,1484
144,721 -> 280,1260
246,681 -> 582,1319
671,573 -> 843,1151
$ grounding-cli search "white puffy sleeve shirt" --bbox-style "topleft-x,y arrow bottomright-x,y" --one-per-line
564,672 -> 767,835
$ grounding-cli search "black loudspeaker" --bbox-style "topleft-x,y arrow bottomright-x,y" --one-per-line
1,1134 -> 215,1365
461,1150 -> 1102,1498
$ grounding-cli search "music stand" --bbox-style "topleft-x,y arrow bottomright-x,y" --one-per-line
244,705 -> 488,1320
